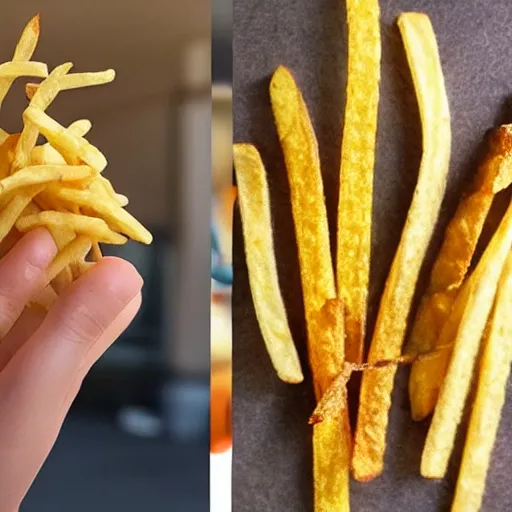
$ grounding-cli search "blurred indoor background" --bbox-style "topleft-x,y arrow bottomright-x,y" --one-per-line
0,1 -> 212,510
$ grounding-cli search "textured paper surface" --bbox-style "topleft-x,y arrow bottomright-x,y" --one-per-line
232,1 -> 512,510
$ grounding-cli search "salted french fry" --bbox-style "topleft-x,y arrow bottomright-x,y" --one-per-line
337,0 -> 380,364
421,197 -> 512,478
352,12 -> 451,481
451,253 -> 512,511
45,235 -> 92,285
270,65 -> 351,512
24,106 -> 107,172
233,144 -> 303,383
407,124 -> 512,420
26,70 -> 115,100
16,211 -> 127,245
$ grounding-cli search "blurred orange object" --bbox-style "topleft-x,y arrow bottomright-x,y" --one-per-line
211,362 -> 232,454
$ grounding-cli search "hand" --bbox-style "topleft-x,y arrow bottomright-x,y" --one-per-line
0,228 -> 143,511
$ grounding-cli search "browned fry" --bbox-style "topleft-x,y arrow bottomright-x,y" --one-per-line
352,12 -> 451,481
270,65 -> 351,511
407,124 -> 512,421
337,0 -> 381,365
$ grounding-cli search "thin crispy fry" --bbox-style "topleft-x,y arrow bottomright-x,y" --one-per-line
0,15 -> 40,107
45,235 -> 92,285
25,70 -> 116,100
337,0 -> 381,365
407,124 -> 512,420
47,185 -> 152,244
421,198 -> 512,479
0,165 -> 93,197
451,253 -> 512,511
16,211 -> 127,245
91,241 -> 103,261
24,106 -> 107,172
270,65 -> 350,511
352,12 -> 451,481
0,186 -> 43,242
233,143 -> 303,383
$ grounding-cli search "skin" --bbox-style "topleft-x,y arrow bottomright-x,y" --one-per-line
0,228 -> 143,512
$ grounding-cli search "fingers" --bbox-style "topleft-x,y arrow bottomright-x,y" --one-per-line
0,257 -> 142,510
0,228 -> 57,338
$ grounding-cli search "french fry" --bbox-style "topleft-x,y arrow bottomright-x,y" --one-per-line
352,12 -> 451,481
0,186 -> 43,242
0,14 -> 40,108
45,235 -> 92,285
233,143 -> 304,384
24,106 -> 107,172
270,65 -> 351,512
16,211 -> 127,245
407,124 -> 512,420
451,252 -> 512,512
421,198 -> 512,479
25,70 -> 115,100
337,0 -> 381,364
0,61 -> 47,80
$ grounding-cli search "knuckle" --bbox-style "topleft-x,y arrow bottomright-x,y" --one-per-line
58,303 -> 107,345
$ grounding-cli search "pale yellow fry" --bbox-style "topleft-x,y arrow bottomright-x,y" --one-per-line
421,199 -> 512,478
353,12 -> 451,481
16,211 -> 127,245
0,165 -> 93,197
233,143 -> 303,383
13,63 -> 73,172
0,186 -> 43,243
337,0 -> 381,365
47,185 -> 152,244
0,61 -> 47,79
26,70 -> 116,100
91,242 -> 103,262
68,119 -> 93,137
451,253 -> 512,512
24,106 -> 107,172
115,194 -> 129,207
46,236 -> 92,285
270,66 -> 350,511
0,15 -> 40,107
0,129 -> 8,145
52,266 -> 73,295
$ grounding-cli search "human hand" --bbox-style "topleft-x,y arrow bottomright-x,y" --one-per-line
0,228 -> 143,511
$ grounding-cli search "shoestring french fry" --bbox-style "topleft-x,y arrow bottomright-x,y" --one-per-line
337,0 -> 381,365
451,252 -> 512,512
421,197 -> 512,479
407,124 -> 512,421
0,15 -> 152,310
270,65 -> 351,512
352,12 -> 451,481
233,143 -> 304,384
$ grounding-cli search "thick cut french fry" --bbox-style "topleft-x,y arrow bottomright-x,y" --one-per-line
421,198 -> 512,479
352,12 -> 451,481
233,143 -> 303,383
0,61 -> 47,80
407,124 -> 512,420
270,65 -> 351,511
337,0 -> 381,365
451,253 -> 512,512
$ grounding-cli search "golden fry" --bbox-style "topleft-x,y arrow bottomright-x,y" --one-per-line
0,186 -> 43,242
270,66 -> 351,511
407,124 -> 512,420
24,106 -> 107,172
233,143 -> 303,383
337,0 -> 381,365
45,235 -> 92,285
16,211 -> 127,245
421,198 -> 512,479
451,253 -> 512,511
352,12 -> 451,481
26,70 -> 115,100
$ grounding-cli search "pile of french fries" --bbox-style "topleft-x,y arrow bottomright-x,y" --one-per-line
0,15 -> 151,309
235,2 -> 511,511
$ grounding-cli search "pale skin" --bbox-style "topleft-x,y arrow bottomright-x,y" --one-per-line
0,228 -> 143,512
